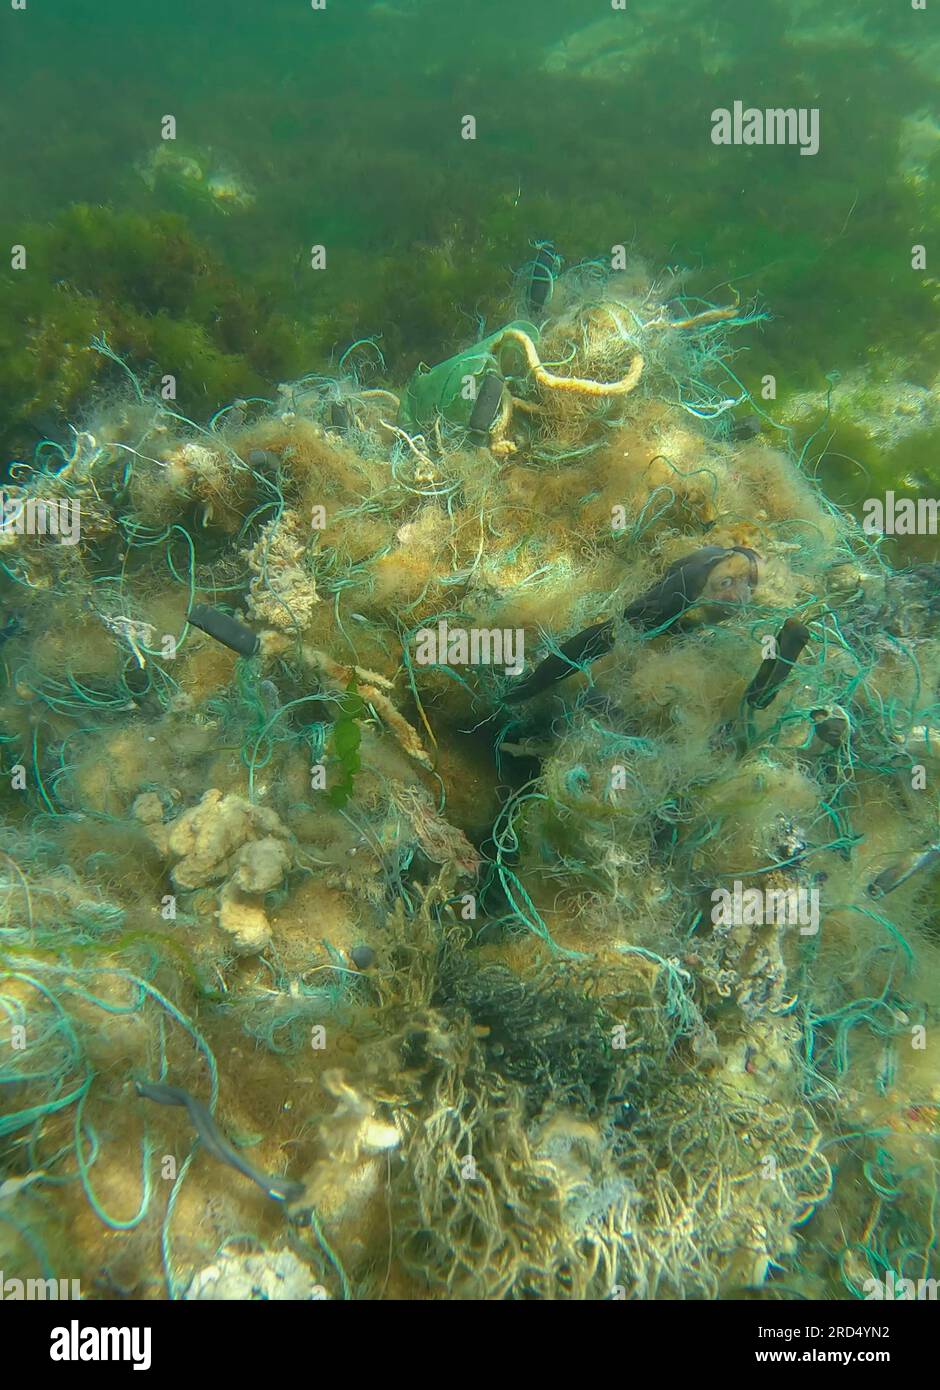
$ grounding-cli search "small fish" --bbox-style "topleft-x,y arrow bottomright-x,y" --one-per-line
523,240 -> 562,316
622,546 -> 759,630
505,546 -> 759,703
187,604 -> 259,658
868,845 -> 940,900
745,617 -> 811,710
467,372 -> 506,444
503,619 -> 616,704
328,400 -> 352,434
135,1080 -> 304,1204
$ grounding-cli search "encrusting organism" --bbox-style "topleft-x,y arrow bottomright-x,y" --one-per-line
134,788 -> 295,953
491,324 -> 645,399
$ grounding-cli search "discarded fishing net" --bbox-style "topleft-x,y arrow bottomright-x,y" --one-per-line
2,253 -> 938,1301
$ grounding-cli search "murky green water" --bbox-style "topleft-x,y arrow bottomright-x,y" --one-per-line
2,0 -> 938,545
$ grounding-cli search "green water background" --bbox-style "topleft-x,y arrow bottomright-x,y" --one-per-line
1,0 -> 938,555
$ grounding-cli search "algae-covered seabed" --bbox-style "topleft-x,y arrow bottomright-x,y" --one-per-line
0,0 -> 939,1301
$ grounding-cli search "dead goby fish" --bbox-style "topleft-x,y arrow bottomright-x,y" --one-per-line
135,1080 -> 304,1204
187,603 -> 260,657
467,372 -> 506,445
745,617 -> 812,710
523,240 -> 562,316
623,545 -> 759,630
867,845 -> 940,900
504,545 -> 759,704
502,619 -> 617,704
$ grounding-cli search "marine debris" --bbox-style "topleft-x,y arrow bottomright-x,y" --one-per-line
1,253 -> 939,1303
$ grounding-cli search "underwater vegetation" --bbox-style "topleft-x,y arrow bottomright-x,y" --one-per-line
3,0 -> 940,558
1,246 -> 939,1301
0,205 -> 319,468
